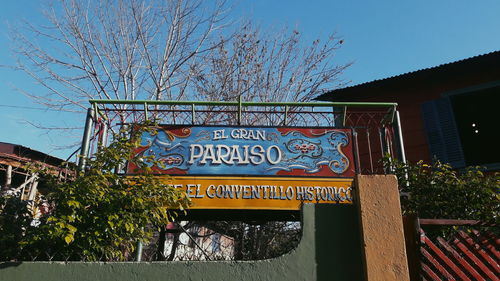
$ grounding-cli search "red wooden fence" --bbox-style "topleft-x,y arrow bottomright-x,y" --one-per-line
404,216 -> 499,281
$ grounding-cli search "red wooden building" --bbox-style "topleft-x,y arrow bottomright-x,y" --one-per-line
317,51 -> 500,170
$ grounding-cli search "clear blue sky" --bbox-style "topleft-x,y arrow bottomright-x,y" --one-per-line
1,0 -> 499,160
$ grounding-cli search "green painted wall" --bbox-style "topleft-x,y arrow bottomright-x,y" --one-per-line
0,204 -> 365,281
315,204 -> 364,281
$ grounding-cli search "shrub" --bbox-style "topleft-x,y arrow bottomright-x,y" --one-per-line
385,158 -> 499,223
0,124 -> 190,261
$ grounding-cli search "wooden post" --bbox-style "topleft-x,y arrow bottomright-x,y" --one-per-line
5,165 -> 12,186
403,214 -> 422,281
27,178 -> 39,201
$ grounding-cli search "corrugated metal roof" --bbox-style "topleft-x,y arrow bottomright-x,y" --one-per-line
316,50 -> 500,100
0,141 -> 66,166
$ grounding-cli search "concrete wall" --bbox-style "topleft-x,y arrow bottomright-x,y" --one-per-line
315,204 -> 365,281
0,175 -> 409,281
357,175 -> 410,281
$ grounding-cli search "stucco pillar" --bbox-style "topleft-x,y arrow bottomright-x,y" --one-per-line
356,175 -> 410,281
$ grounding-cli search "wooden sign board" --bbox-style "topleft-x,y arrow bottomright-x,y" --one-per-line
161,176 -> 354,210
128,126 -> 355,178
128,125 -> 356,212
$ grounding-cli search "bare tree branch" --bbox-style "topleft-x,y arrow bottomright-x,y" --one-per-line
10,0 -> 350,148
12,0 -> 230,116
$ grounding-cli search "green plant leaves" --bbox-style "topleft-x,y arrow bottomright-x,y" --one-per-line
384,157 -> 499,223
64,234 -> 74,244
0,122 -> 191,261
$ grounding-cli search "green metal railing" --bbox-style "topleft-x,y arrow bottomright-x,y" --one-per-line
80,99 -> 405,173
89,99 -> 398,126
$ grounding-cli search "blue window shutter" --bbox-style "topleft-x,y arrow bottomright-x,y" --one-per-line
421,97 -> 466,168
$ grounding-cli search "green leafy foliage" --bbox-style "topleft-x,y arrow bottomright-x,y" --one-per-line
0,124 -> 190,261
384,158 -> 499,222
0,196 -> 35,260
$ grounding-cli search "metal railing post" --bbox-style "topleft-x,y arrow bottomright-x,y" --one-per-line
284,105 -> 289,126
191,104 -> 196,125
99,121 -> 108,148
333,106 -> 341,127
352,128 -> 361,174
342,106 -> 347,126
78,108 -> 95,171
393,110 -> 407,163
144,102 -> 148,121
237,96 -> 242,125
136,239 -> 143,262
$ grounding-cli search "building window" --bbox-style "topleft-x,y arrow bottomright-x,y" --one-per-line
450,86 -> 500,168
422,85 -> 500,169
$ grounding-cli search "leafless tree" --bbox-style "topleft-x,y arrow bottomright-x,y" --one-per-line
11,0 -> 352,261
12,1 -> 350,126
192,23 -> 349,103
12,0 -> 229,121
190,22 -> 351,125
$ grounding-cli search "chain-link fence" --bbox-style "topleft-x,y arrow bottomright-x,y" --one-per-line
0,193 -> 301,262
142,221 -> 301,261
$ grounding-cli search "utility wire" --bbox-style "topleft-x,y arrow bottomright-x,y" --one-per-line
0,104 -> 78,112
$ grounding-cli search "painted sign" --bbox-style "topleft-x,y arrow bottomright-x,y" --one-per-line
128,126 -> 355,177
160,176 -> 353,210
